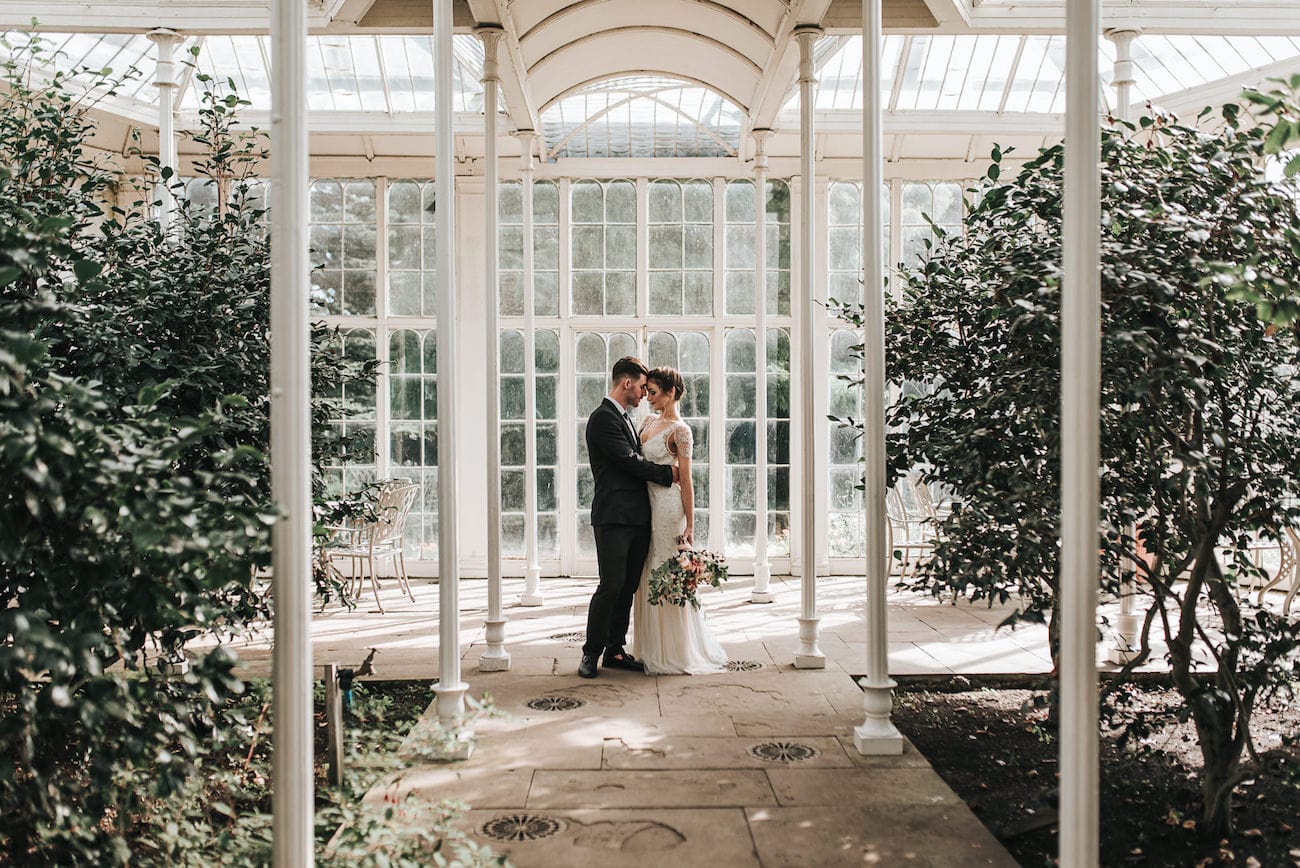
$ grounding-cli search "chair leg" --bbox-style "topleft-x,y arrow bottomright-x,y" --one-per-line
398,551 -> 415,602
367,555 -> 385,614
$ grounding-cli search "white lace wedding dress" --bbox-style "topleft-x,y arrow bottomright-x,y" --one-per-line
632,419 -> 728,675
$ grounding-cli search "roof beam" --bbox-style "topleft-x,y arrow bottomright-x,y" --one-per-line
919,0 -> 970,28
748,0 -> 836,132
463,0 -> 539,133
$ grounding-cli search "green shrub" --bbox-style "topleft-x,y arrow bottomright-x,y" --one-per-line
831,103 -> 1300,834
0,36 -> 374,861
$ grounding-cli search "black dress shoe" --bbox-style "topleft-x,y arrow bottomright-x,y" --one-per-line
602,651 -> 645,672
578,654 -> 598,678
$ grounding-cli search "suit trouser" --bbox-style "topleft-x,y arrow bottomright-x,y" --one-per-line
584,523 -> 651,659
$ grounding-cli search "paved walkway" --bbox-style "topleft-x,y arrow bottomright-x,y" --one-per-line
209,572 -> 1293,864
218,576 -> 1041,865
224,573 -> 1060,680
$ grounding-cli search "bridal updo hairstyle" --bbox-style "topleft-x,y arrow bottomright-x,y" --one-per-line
647,366 -> 685,402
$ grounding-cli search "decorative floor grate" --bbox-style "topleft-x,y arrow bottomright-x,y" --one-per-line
547,631 -> 586,644
725,660 -> 763,671
749,741 -> 820,763
479,814 -> 563,842
526,695 -> 586,712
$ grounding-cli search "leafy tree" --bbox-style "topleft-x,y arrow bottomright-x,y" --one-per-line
831,106 -> 1300,834
0,37 -> 373,861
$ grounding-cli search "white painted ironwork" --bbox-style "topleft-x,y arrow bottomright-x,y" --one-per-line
269,0 -> 313,860
854,0 -> 904,756
794,25 -> 825,670
751,129 -> 775,605
1105,28 -> 1142,669
479,25 -> 510,672
431,0 -> 470,745
518,129 -> 545,607
148,29 -> 181,233
1060,0 -> 1101,861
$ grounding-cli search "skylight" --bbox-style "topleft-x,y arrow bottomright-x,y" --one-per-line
541,77 -> 745,160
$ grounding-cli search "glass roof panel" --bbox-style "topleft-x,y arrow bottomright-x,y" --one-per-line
801,33 -> 1300,116
1,31 -> 487,115
541,76 -> 744,159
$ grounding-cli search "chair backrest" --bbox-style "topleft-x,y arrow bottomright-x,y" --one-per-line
371,481 -> 420,547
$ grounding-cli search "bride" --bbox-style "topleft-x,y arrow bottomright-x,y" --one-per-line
632,366 -> 728,675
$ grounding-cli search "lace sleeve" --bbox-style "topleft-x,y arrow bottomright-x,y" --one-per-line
669,421 -> 693,459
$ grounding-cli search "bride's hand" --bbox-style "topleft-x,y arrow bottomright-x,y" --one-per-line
682,527 -> 694,548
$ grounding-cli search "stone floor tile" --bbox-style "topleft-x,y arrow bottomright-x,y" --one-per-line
730,711 -> 860,738
766,767 -> 958,807
527,769 -> 776,809
836,735 -> 935,769
389,765 -> 533,809
745,805 -> 1018,867
459,808 -> 759,868
603,735 -> 853,770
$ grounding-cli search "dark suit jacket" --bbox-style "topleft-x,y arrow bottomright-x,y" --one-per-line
587,399 -> 674,527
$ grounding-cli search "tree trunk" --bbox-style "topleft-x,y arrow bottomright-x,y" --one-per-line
1189,687 -> 1243,837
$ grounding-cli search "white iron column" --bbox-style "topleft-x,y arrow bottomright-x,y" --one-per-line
148,29 -> 182,233
751,129 -> 775,604
478,26 -> 510,672
1106,28 -> 1140,667
1062,0 -> 1101,863
794,26 -> 825,669
269,0 -> 313,862
517,130 -> 544,606
855,0 -> 904,755
432,0 -> 470,743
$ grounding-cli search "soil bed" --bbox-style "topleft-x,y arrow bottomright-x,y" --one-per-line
892,679 -> 1299,867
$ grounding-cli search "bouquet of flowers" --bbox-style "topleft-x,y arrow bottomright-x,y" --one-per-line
647,538 -> 729,608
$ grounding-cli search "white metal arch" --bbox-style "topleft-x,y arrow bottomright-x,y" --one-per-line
543,81 -> 740,159
527,28 -> 762,111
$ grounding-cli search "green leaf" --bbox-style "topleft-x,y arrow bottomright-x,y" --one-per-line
72,259 -> 102,282
0,265 -> 22,287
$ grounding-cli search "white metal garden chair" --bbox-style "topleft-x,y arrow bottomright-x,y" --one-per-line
322,479 -> 420,613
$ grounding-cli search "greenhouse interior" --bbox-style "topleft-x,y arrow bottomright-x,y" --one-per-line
2,0 -> 1299,864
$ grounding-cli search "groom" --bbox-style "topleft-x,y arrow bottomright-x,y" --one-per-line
580,356 -> 678,679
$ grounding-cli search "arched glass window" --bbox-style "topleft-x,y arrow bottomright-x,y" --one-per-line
648,331 -> 711,542
648,179 -> 713,316
389,328 -> 437,558
310,179 -> 376,316
570,179 -> 636,316
387,179 -> 436,317
499,329 -> 561,558
827,180 -> 889,309
575,331 -> 638,556
828,328 -> 864,558
724,179 -> 792,316
498,179 -> 561,317
901,181 -> 962,268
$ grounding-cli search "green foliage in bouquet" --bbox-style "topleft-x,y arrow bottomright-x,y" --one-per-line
647,546 -> 729,608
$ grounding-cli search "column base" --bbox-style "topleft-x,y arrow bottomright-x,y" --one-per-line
479,653 -> 511,672
749,591 -> 776,604
520,567 -> 544,606
854,678 -> 904,754
853,727 -> 905,755
431,681 -> 474,759
1106,646 -> 1139,665
794,616 -> 824,668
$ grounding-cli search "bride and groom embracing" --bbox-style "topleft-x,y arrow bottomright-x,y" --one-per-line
579,356 -> 728,679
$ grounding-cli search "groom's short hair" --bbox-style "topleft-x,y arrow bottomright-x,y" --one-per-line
611,356 -> 649,385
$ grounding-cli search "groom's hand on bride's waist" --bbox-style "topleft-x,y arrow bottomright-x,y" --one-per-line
671,465 -> 681,484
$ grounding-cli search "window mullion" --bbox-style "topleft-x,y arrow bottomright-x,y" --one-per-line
375,177 -> 391,479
